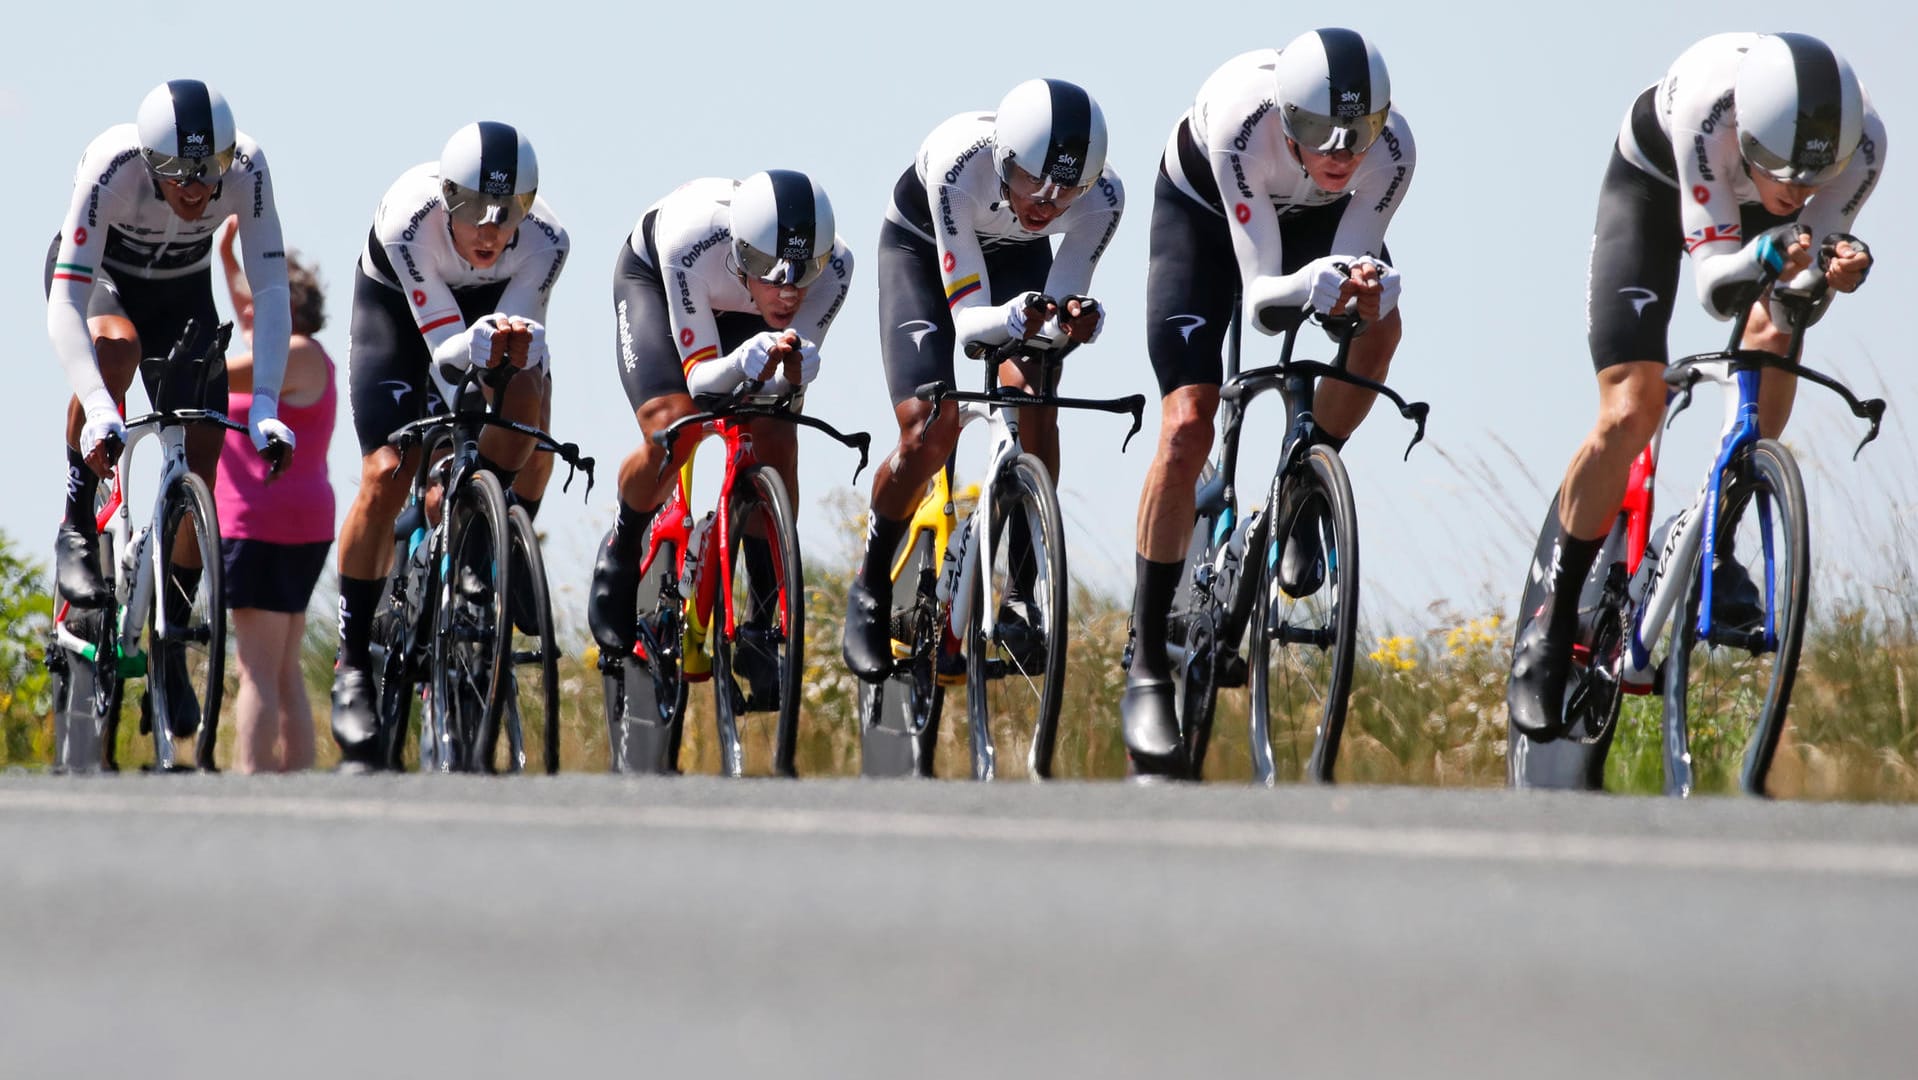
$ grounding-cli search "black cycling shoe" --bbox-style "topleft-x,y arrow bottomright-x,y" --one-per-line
330,664 -> 383,768
158,650 -> 201,738
1121,678 -> 1186,777
587,528 -> 639,655
55,523 -> 110,608
1710,557 -> 1766,635
995,598 -> 1048,675
842,578 -> 894,682
1279,506 -> 1326,598
1507,611 -> 1573,738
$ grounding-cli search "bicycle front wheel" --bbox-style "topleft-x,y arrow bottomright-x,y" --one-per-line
1248,446 -> 1360,785
479,504 -> 560,774
711,466 -> 804,777
430,469 -> 511,772
147,472 -> 225,772
964,454 -> 1068,780
857,526 -> 945,778
1661,439 -> 1809,797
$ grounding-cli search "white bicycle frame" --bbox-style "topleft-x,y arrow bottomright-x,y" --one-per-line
51,418 -> 202,769
933,398 -> 1039,647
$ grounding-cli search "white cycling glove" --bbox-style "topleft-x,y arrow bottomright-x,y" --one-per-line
1349,255 -> 1403,316
1047,297 -> 1106,345
1000,294 -> 1042,339
692,331 -> 822,395
79,394 -> 126,462
1303,257 -> 1350,316
467,313 -> 549,372
247,395 -> 298,455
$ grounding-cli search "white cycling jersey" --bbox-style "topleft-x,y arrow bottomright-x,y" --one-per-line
1614,32 -> 1886,318
358,162 -> 569,380
48,123 -> 290,417
626,177 -> 853,394
1162,49 -> 1416,325
886,111 -> 1124,347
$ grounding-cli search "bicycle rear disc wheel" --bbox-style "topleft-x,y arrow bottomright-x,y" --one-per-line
1662,439 -> 1808,797
431,469 -> 511,772
964,454 -> 1068,780
480,504 -> 560,774
148,472 -> 225,771
1248,447 -> 1360,784
709,466 -> 804,778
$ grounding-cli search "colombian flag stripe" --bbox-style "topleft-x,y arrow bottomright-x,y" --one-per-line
945,274 -> 982,307
681,345 -> 719,375
418,315 -> 461,333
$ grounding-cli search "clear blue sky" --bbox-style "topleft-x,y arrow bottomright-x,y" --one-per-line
7,0 -> 1910,633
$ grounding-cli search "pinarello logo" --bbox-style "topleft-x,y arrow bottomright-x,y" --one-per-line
942,251 -> 956,273
411,290 -> 427,307
1693,185 -> 1710,205
73,227 -> 87,245
1234,203 -> 1252,224
680,327 -> 695,347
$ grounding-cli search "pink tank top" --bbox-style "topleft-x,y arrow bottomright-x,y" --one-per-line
216,343 -> 337,544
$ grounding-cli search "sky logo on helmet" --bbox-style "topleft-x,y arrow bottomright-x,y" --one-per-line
182,131 -> 211,158
482,169 -> 512,196
1334,89 -> 1365,119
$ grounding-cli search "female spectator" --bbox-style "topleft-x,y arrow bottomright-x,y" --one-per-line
217,219 -> 335,772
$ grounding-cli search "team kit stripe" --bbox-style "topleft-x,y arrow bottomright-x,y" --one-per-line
1042,79 -> 1092,184
418,314 -> 462,333
475,121 -> 518,193
1685,223 -> 1743,253
53,262 -> 94,284
1317,27 -> 1374,114
766,169 -> 816,259
1777,32 -> 1843,169
166,79 -> 215,155
681,345 -> 719,375
945,274 -> 982,306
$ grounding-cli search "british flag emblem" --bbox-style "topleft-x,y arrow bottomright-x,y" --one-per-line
1685,223 -> 1742,253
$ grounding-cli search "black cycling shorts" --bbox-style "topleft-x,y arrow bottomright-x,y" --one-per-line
221,538 -> 331,613
1586,146 -> 1794,371
43,235 -> 226,411
611,236 -> 773,411
346,266 -> 507,455
876,219 -> 1053,408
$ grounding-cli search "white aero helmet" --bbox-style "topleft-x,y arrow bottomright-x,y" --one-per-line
731,170 -> 836,289
136,79 -> 236,183
439,121 -> 538,229
1735,33 -> 1864,187
992,78 -> 1108,202
1274,28 -> 1392,155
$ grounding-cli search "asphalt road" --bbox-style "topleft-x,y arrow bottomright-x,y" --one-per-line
2,772 -> 1915,1079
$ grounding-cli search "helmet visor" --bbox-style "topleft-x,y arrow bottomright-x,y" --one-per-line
1003,162 -> 1095,206
1739,130 -> 1852,188
1284,105 -> 1389,155
142,145 -> 235,184
736,243 -> 830,289
442,181 -> 536,230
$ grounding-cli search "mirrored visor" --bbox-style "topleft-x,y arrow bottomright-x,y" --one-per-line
442,181 -> 536,230
1003,162 -> 1095,206
142,145 -> 235,184
736,243 -> 830,289
1284,105 -> 1389,156
1739,131 -> 1852,188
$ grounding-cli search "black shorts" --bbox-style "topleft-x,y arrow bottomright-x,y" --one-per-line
43,236 -> 227,411
876,219 -> 1053,407
221,538 -> 331,613
1142,168 -> 1391,398
346,265 -> 508,455
611,230 -> 774,410
1586,147 -> 1795,371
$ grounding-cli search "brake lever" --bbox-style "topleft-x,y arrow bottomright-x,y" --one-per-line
1852,398 -> 1886,460
1119,394 -> 1146,453
1398,401 -> 1430,460
1665,371 -> 1699,429
848,432 -> 872,484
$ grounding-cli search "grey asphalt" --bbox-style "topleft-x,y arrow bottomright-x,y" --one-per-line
2,772 -> 1915,1079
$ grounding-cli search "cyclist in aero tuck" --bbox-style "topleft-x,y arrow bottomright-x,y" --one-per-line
586,171 -> 852,656
1507,33 -> 1884,739
329,122 -> 569,768
46,80 -> 295,717
1124,30 -> 1414,776
840,78 -> 1123,683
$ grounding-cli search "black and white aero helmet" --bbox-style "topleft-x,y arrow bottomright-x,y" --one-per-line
136,79 -> 236,183
1273,28 -> 1392,155
438,121 -> 538,229
992,78 -> 1108,201
730,170 -> 836,289
1735,33 -> 1864,187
